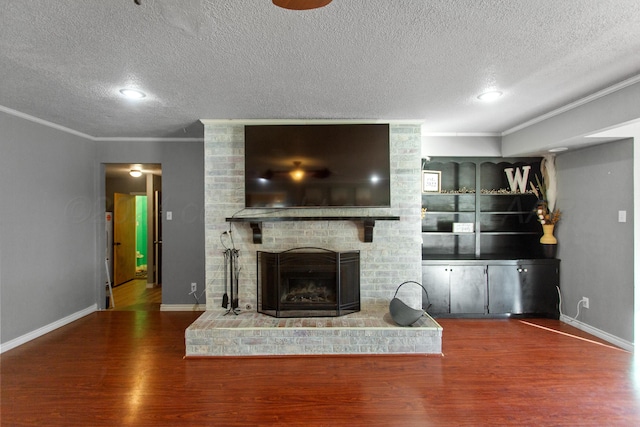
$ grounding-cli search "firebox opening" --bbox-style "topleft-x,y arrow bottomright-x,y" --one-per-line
257,248 -> 360,318
281,277 -> 337,304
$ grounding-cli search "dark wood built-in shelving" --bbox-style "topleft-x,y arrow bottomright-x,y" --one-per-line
421,157 -> 559,318
421,157 -> 543,259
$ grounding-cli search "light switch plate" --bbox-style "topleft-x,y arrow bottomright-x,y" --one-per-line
618,210 -> 626,223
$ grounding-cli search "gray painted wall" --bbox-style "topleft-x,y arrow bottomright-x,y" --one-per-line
1,111 -> 98,343
159,142 -> 205,305
556,139 -> 634,341
0,114 -> 206,347
105,176 -> 148,212
502,81 -> 639,347
95,140 -> 205,306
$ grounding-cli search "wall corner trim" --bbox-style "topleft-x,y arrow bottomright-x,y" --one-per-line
0,304 -> 98,354
560,314 -> 633,352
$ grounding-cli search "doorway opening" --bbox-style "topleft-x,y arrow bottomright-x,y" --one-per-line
105,163 -> 162,311
135,195 -> 148,279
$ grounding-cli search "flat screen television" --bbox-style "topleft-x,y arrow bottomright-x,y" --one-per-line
244,124 -> 390,208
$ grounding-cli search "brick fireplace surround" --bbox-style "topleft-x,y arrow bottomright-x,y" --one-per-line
186,121 -> 442,356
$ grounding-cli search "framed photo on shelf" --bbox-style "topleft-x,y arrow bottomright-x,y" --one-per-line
422,170 -> 441,193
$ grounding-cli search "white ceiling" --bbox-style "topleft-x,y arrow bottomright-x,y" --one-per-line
1,0 -> 639,139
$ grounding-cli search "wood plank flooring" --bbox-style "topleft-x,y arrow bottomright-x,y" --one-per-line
110,279 -> 161,311
2,312 -> 639,426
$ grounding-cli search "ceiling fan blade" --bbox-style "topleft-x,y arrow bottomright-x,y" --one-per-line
272,0 -> 332,10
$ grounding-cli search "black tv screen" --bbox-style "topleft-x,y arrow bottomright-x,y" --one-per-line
244,124 -> 390,208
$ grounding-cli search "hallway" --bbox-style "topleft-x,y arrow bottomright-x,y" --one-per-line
110,279 -> 161,311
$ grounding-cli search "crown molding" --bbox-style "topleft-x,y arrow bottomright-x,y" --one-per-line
94,137 -> 204,142
0,105 -> 204,142
421,132 -> 501,137
200,119 -> 425,126
502,74 -> 640,136
0,105 -> 95,140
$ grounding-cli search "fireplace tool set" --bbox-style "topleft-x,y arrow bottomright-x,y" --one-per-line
221,231 -> 240,315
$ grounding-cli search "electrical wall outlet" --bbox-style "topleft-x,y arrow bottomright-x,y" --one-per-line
191,282 -> 197,293
582,297 -> 589,309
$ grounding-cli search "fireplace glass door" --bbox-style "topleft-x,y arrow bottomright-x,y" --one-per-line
257,248 -> 360,318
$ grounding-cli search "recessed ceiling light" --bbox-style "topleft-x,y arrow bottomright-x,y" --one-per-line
549,147 -> 568,153
119,88 -> 146,99
477,91 -> 503,102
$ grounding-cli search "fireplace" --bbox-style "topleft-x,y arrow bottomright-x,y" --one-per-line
257,248 -> 360,317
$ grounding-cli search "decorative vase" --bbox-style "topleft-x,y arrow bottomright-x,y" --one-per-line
540,224 -> 557,244
540,224 -> 557,258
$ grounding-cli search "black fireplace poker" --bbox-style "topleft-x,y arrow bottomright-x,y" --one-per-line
223,248 -> 241,316
221,230 -> 241,315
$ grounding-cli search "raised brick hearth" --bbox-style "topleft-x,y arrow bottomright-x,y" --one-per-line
186,305 -> 442,357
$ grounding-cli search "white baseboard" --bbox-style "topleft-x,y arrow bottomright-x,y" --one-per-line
560,314 -> 634,352
0,304 -> 98,354
160,304 -> 206,312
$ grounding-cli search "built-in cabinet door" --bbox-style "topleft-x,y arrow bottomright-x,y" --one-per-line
449,266 -> 487,313
422,265 -> 450,314
520,262 -> 560,316
488,262 -> 560,316
487,265 -> 522,314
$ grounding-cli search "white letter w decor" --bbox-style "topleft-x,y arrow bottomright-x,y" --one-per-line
504,166 -> 531,193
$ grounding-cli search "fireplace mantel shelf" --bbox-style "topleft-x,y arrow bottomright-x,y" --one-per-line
226,216 -> 400,244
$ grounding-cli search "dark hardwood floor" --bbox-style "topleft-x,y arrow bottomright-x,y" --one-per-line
2,312 -> 639,426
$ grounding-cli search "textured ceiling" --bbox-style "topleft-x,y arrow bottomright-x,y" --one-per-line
1,0 -> 639,139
